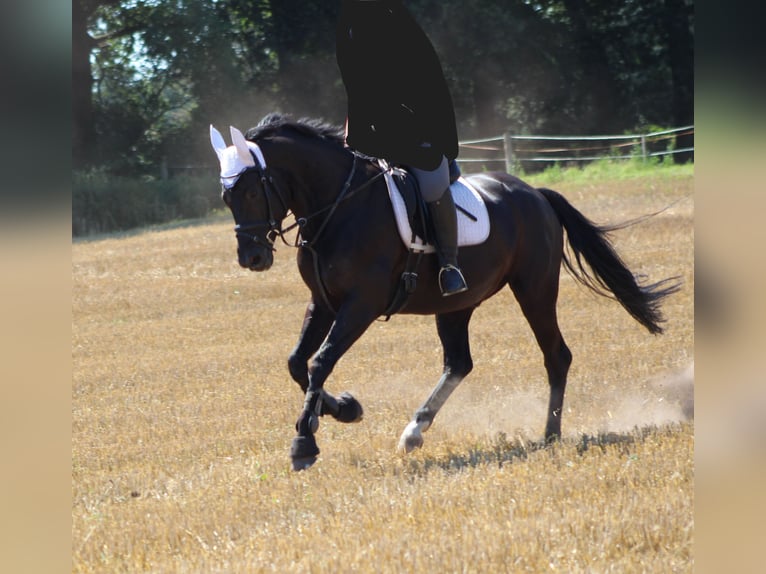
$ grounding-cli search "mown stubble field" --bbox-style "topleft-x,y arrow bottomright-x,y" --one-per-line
72,168 -> 693,572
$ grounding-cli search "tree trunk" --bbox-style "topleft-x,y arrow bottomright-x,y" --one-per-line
562,0 -> 620,133
663,0 -> 694,163
72,1 -> 96,169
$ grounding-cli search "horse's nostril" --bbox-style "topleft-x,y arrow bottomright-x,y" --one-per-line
238,246 -> 272,271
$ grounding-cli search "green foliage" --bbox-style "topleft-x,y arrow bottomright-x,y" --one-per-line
73,0 -> 693,194
526,156 -> 693,187
73,170 -> 220,236
72,0 -> 695,236
76,0 -> 344,173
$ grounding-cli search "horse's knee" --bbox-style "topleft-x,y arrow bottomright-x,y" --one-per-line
287,352 -> 308,392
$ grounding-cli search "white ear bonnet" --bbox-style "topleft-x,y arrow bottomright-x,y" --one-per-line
209,125 -> 268,189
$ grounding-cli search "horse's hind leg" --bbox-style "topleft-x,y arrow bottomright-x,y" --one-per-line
398,308 -> 474,453
510,276 -> 572,441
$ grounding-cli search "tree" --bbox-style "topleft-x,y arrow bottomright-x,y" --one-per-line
73,0 -> 694,174
73,0 -> 185,170
72,0 -> 113,169
73,0 -> 244,171
662,0 -> 694,162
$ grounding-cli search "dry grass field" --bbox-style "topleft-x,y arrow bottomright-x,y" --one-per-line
72,166 -> 693,572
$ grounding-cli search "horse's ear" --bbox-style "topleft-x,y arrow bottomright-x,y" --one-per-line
210,125 -> 227,156
230,126 -> 256,167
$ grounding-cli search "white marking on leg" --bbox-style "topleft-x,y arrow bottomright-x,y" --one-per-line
397,420 -> 429,453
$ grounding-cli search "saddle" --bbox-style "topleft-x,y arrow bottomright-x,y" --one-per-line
376,160 -> 490,318
389,164 -> 430,244
380,160 -> 490,254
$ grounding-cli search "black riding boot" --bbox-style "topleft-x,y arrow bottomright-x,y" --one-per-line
427,190 -> 468,296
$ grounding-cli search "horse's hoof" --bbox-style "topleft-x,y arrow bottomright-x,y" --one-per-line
290,435 -> 319,471
399,434 -> 424,453
397,421 -> 424,454
335,392 -> 364,423
291,455 -> 318,471
545,432 -> 561,445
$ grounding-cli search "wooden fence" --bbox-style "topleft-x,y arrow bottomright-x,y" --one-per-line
165,126 -> 694,178
457,125 -> 694,173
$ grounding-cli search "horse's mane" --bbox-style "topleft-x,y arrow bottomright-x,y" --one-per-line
246,113 -> 345,146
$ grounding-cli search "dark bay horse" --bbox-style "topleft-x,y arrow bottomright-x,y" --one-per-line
209,113 -> 680,470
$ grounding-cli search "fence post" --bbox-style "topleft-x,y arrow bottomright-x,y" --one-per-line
640,135 -> 647,162
503,133 -> 515,173
160,156 -> 169,180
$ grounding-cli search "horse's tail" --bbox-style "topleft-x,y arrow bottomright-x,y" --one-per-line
538,187 -> 681,334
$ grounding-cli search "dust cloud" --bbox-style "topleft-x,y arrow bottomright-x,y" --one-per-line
601,362 -> 694,433
425,362 -> 693,442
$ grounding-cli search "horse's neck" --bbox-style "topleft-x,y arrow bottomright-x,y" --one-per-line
282,147 -> 357,218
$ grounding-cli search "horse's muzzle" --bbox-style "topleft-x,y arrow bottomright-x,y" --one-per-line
238,246 -> 273,271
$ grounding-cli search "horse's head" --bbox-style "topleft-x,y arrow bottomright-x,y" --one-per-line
210,125 -> 288,272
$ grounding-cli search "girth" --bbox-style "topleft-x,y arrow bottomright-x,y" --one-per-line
380,164 -> 431,319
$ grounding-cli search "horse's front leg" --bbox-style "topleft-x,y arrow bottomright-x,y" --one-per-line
399,309 -> 475,453
291,301 -> 378,470
287,299 -> 363,423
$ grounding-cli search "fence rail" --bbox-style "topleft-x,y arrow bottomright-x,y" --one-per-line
166,126 -> 694,178
457,125 -> 694,173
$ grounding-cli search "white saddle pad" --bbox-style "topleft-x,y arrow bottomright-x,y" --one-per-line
383,170 -> 490,253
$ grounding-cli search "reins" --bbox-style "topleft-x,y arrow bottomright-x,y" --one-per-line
291,153 -> 388,314
283,153 -> 387,247
233,151 -> 387,250
290,154 -> 426,320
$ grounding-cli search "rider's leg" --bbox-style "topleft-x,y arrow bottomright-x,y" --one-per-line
410,156 -> 468,296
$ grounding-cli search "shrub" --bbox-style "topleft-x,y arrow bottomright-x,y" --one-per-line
73,170 -> 220,236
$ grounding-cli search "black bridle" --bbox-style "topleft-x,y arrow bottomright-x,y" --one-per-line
226,151 -> 387,252
225,163 -> 290,252
224,149 -> 390,314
